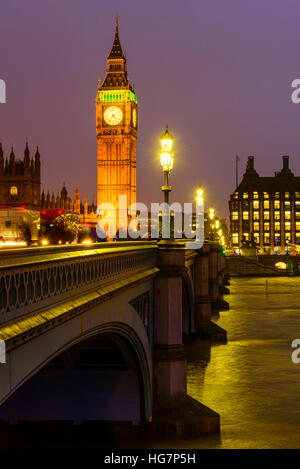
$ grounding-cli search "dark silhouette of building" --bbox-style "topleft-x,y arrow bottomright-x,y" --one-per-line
0,142 -> 41,209
229,155 -> 300,254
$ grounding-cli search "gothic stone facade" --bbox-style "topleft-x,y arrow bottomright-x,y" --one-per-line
95,19 -> 137,225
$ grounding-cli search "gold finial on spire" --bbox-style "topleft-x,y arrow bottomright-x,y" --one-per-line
115,13 -> 119,29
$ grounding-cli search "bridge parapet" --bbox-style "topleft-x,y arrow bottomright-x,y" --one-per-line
0,241 -> 157,328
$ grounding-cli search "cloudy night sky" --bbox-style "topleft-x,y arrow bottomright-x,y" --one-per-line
1,0 -> 300,216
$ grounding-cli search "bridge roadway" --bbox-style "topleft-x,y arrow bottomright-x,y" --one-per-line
0,239 -> 229,439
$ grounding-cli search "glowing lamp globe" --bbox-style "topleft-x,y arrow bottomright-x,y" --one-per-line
196,188 -> 204,205
160,125 -> 174,172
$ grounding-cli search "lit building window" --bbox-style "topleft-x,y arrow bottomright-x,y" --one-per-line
275,222 -> 281,231
254,222 -> 260,231
274,211 -> 280,220
296,222 -> 300,231
254,233 -> 259,244
296,192 -> 300,199
253,211 -> 260,220
286,233 -> 291,242
274,200 -> 280,209
285,192 -> 290,199
285,201 -> 290,208
296,232 -> 300,243
264,192 -> 269,199
253,191 -> 259,199
253,201 -> 259,209
285,211 -> 291,220
264,223 -> 270,231
243,193 -> 248,199
274,192 -> 280,199
274,234 -> 281,245
285,222 -> 291,231
10,186 -> 17,196
243,233 -> 249,240
264,233 -> 270,244
264,211 -> 270,220
232,233 -> 239,244
243,211 -> 249,220
232,211 -> 238,220
234,192 -> 238,199
264,200 -> 270,209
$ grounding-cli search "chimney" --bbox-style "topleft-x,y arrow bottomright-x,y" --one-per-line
247,156 -> 254,171
283,155 -> 289,171
244,155 -> 258,177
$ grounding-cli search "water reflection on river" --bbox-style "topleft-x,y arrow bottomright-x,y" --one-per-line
185,276 -> 300,448
148,276 -> 300,449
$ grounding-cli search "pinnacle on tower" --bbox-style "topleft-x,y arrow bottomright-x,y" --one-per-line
9,147 -> 15,161
35,146 -> 40,161
107,15 -> 125,59
24,142 -> 30,166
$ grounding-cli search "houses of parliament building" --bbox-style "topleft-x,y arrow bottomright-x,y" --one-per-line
229,155 -> 300,254
0,18 -> 136,236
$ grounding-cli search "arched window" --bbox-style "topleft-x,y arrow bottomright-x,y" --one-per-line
10,186 -> 17,196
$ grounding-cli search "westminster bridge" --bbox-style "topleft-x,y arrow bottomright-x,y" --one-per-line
0,240 -> 229,439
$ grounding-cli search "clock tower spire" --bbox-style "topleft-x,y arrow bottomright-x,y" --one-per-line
96,18 -> 137,231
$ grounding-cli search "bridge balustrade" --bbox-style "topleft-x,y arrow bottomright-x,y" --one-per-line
0,242 -> 157,327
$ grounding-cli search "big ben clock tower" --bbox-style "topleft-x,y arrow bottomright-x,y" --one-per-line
96,17 -> 137,227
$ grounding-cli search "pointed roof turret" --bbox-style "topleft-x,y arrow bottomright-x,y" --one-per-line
35,146 -> 40,161
108,15 -> 125,59
24,142 -> 30,166
99,17 -> 132,90
9,146 -> 15,162
61,183 -> 68,200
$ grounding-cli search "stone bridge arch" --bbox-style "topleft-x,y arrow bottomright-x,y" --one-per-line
0,290 -> 153,422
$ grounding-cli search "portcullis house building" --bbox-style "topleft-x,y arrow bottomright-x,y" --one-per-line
229,155 -> 300,255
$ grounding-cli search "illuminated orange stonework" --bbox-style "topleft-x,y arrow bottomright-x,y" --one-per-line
96,18 -> 137,228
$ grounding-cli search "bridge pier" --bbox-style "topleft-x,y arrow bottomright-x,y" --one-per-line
193,243 -> 227,342
151,240 -> 220,438
218,249 -> 230,295
209,244 -> 229,313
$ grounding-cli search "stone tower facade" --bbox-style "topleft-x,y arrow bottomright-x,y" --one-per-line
0,142 -> 41,210
95,18 -> 137,226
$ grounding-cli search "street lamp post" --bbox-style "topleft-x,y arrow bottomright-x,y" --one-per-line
160,126 -> 174,239
209,207 -> 215,241
160,125 -> 174,205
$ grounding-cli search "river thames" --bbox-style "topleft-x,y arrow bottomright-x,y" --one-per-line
144,276 -> 300,449
185,276 -> 300,449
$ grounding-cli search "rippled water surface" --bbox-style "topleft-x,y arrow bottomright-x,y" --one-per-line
186,277 -> 300,448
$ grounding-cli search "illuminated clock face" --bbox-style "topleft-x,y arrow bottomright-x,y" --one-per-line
103,106 -> 123,126
132,108 -> 137,128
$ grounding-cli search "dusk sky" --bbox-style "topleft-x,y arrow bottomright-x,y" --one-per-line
1,0 -> 300,217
